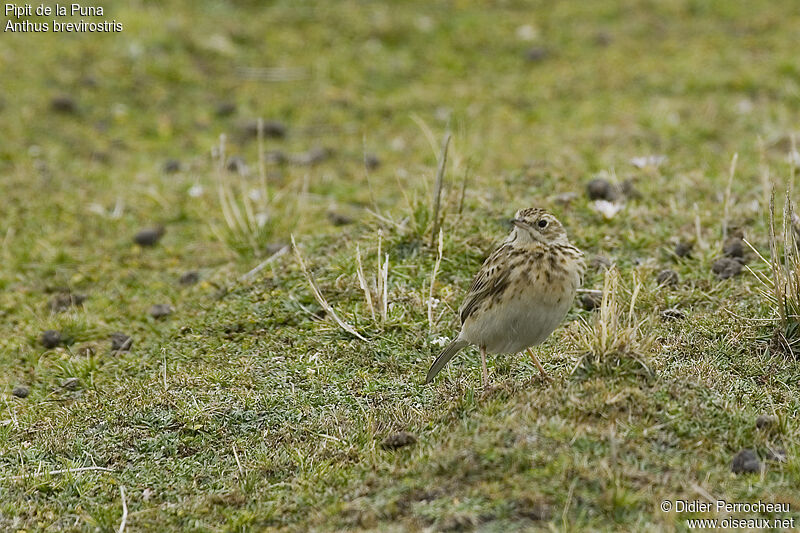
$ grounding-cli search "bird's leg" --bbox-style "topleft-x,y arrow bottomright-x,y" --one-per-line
527,347 -> 550,380
480,346 -> 489,387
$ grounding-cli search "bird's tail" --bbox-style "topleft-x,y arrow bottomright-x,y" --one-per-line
425,338 -> 469,384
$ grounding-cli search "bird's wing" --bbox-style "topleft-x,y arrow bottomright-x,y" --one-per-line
459,244 -> 513,324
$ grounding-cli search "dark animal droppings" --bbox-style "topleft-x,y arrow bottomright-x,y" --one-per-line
226,156 -> 248,173
149,304 -> 173,319
674,241 -> 693,258
51,95 -> 77,113
134,226 -> 166,246
755,414 -> 778,429
163,159 -> 181,173
179,271 -> 200,285
731,449 -> 760,474
524,46 -> 549,62
327,211 -> 354,226
364,153 -> 381,170
263,120 -> 287,138
580,291 -> 603,311
48,292 -> 87,312
215,101 -> 236,117
110,332 -> 133,352
656,269 -> 679,286
586,178 -> 618,201
381,431 -> 417,449
241,120 -> 286,139
712,257 -> 742,279
40,329 -> 62,348
722,237 -> 745,259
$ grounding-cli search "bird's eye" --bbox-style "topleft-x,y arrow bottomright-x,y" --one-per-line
538,219 -> 548,228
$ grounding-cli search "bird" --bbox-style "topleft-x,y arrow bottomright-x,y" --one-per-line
425,207 -> 584,386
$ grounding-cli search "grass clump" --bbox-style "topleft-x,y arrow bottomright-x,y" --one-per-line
291,235 -> 367,341
212,124 -> 301,258
747,190 -> 800,357
355,232 -> 390,329
373,121 -> 468,251
572,267 -> 654,376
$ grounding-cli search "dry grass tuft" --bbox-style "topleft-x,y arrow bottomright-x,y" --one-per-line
292,235 -> 367,342
355,230 -> 390,328
371,120 -> 463,246
571,267 -> 654,375
745,189 -> 800,356
213,123 -> 301,257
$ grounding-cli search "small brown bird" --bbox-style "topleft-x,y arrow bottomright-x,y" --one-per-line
425,208 -> 584,386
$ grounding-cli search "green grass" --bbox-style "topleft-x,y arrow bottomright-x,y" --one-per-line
3,0 -> 800,530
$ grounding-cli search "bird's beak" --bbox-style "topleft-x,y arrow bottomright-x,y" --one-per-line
511,218 -> 527,229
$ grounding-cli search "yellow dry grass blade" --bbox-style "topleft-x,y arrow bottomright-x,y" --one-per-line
292,235 -> 367,342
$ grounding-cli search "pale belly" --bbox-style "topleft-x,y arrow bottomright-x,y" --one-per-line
462,287 -> 575,354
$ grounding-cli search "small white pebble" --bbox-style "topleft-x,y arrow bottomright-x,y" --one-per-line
431,336 -> 449,347
111,102 -> 128,118
787,150 -> 800,169
415,15 -> 434,32
516,24 -> 539,41
127,42 -> 143,59
735,98 -> 754,114
390,137 -> 406,152
629,155 -> 666,169
592,200 -> 623,220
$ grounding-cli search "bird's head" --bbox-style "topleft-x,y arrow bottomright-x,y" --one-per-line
509,207 -> 568,245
